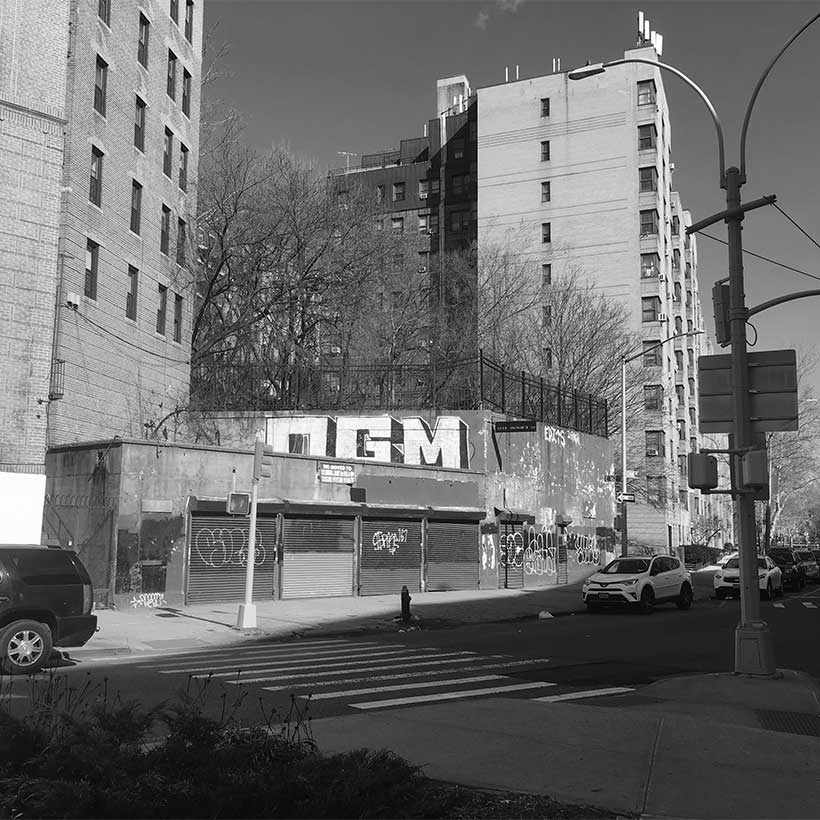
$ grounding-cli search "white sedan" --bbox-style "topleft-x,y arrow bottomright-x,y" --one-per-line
713,556 -> 783,600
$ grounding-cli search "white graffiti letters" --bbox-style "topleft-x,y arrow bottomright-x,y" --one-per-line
193,527 -> 267,569
543,425 -> 580,448
130,592 -> 166,608
372,528 -> 408,555
480,534 -> 497,570
570,532 -> 600,565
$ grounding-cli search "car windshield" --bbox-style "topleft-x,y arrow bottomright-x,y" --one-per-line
797,551 -> 814,562
723,558 -> 767,570
602,558 -> 650,574
769,552 -> 793,565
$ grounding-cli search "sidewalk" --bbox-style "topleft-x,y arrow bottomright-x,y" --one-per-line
70,581 -> 590,657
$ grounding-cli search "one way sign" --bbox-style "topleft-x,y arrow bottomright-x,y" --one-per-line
617,493 -> 636,503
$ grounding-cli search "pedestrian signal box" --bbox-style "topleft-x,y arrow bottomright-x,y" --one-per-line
226,491 -> 251,516
688,453 -> 718,491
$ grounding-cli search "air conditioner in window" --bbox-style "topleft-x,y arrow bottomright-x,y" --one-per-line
646,448 -> 659,457
658,313 -> 668,321
418,266 -> 427,273
657,274 -> 666,282
419,192 -> 428,199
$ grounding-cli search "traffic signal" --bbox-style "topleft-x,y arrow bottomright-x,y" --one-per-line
712,281 -> 731,347
688,453 -> 718,491
253,439 -> 275,480
226,491 -> 250,515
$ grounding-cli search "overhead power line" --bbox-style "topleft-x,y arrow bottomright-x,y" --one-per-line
699,232 -> 820,283
773,203 -> 820,254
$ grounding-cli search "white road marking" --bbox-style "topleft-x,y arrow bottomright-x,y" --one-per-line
773,602 -> 785,608
350,681 -> 554,709
533,686 -> 634,702
231,653 -> 526,685
259,657 -> 553,691
189,651 -> 486,680
306,675 -> 508,699
803,601 -> 817,609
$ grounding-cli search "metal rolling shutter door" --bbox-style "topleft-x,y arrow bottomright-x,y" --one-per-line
500,522 -> 524,589
426,521 -> 479,591
359,519 -> 422,596
281,517 -> 355,599
187,514 -> 277,604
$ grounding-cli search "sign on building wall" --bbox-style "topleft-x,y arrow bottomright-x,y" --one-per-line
266,415 -> 471,470
318,462 -> 356,484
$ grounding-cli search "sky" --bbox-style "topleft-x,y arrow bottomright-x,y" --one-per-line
203,0 -> 820,395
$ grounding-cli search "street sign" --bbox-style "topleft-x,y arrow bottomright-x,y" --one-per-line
698,349 -> 798,433
617,493 -> 636,503
494,420 -> 537,433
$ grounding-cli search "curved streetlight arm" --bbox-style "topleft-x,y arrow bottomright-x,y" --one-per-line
740,11 -> 820,180
570,57 -> 725,186
622,329 -> 704,366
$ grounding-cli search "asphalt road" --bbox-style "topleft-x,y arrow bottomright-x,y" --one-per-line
6,572 -> 819,728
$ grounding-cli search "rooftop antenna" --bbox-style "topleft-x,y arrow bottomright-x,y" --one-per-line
336,151 -> 358,172
637,10 -> 663,55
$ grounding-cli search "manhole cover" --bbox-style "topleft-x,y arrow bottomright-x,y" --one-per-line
756,709 -> 820,737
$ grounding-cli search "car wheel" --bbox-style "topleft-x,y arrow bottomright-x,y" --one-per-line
0,620 -> 53,675
676,583 -> 693,610
638,587 -> 655,614
763,580 -> 773,601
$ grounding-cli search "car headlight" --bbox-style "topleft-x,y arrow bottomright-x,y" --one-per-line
583,579 -> 591,588
758,572 -> 767,579
715,573 -> 723,580
623,578 -> 639,585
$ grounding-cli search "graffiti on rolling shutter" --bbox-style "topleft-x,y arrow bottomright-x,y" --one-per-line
362,521 -> 421,569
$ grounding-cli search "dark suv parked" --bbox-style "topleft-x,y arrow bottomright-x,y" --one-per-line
0,546 -> 97,674
766,548 -> 806,591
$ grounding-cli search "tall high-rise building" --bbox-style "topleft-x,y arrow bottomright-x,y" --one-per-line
0,0 -> 203,541
477,42 -> 718,552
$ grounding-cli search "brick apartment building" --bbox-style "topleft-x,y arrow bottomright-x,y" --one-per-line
0,0 -> 203,542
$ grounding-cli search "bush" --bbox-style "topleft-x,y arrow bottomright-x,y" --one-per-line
683,543 -> 720,567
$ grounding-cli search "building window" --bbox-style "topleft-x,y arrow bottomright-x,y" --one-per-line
673,249 -> 681,271
688,348 -> 695,368
675,349 -> 684,371
130,180 -> 142,234
540,97 -> 550,117
182,69 -> 192,117
173,293 -> 183,342
676,385 -> 685,407
185,0 -> 194,42
170,0 -> 179,24
167,50 -> 177,99
540,140 -> 550,161
392,182 -> 405,202
638,124 -> 656,150
89,146 -> 103,206
640,209 -> 658,236
645,431 -> 664,457
126,265 -> 138,320
637,79 -> 656,106
176,218 -> 186,265
639,167 -> 658,193
429,212 -> 439,234
418,213 -> 429,234
179,143 -> 189,190
137,14 -> 150,67
156,285 -> 168,334
94,56 -> 108,115
689,406 -> 696,426
391,216 -> 404,234
163,128 -> 173,177
541,222 -> 551,244
85,239 -> 98,300
677,419 -> 686,441
134,96 -> 146,151
543,347 -> 553,369
430,178 -> 440,195
640,252 -> 660,278
647,475 -> 666,502
674,282 -> 682,302
541,181 -> 551,203
98,0 -> 110,26
418,179 -> 429,199
450,138 -> 465,160
643,341 -> 661,366
542,263 -> 552,287
376,184 -> 384,202
672,215 -> 680,235
451,173 -> 468,196
678,454 -> 688,475
641,296 -> 660,323
160,205 -> 171,254
675,315 -> 683,335
644,385 -> 661,411
450,211 -> 470,233
542,304 -> 552,327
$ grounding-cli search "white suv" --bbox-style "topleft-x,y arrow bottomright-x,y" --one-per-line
582,554 -> 693,614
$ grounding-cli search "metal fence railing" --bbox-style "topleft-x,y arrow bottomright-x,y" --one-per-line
190,350 -> 608,438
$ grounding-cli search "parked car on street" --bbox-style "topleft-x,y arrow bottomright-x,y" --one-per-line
795,549 -> 819,582
717,551 -> 739,568
766,548 -> 806,591
582,554 -> 693,614
713,556 -> 783,600
0,546 -> 97,674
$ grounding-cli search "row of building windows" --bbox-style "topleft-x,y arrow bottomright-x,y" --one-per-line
382,174 -> 472,203
85,240 -> 184,340
99,0 -> 195,44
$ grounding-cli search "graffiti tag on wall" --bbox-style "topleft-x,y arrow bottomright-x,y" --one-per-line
480,533 -> 497,570
130,592 -> 167,608
193,528 -> 267,569
497,525 -> 605,575
372,528 -> 408,555
267,415 -> 471,469
544,426 -> 580,448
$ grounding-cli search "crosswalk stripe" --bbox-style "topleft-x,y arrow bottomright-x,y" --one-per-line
803,602 -> 817,608
259,657 -> 552,691
226,653 -> 513,685
533,686 -> 634,702
186,651 -> 485,680
139,641 -> 399,669
306,675 -> 508,699
154,646 -> 430,674
350,681 -> 553,709
773,602 -> 785,608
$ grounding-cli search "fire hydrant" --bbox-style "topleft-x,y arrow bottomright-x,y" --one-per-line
400,585 -> 412,625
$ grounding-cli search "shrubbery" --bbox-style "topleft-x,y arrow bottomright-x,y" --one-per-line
682,543 -> 720,567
